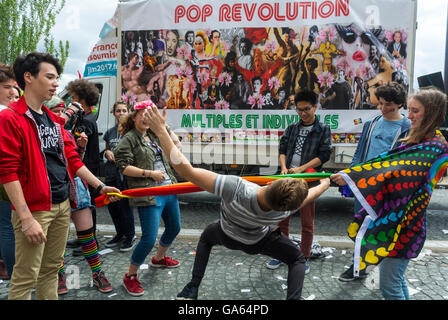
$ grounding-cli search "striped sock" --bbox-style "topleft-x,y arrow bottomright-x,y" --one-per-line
77,228 -> 102,274
59,257 -> 66,274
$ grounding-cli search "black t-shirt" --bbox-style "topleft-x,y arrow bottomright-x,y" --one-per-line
81,111 -> 100,175
29,108 -> 69,203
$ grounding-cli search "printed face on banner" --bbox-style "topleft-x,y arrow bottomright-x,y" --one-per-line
121,23 -> 409,112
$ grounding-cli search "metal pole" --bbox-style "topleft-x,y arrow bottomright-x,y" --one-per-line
445,2 -> 448,94
443,2 -> 448,130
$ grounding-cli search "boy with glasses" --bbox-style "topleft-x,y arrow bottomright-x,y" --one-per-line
266,89 -> 332,272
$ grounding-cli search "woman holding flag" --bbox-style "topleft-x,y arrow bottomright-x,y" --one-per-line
331,87 -> 448,300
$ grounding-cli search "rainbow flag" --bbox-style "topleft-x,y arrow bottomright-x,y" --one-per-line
95,172 -> 332,208
339,131 -> 448,277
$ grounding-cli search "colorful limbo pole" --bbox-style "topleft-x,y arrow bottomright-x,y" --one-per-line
94,173 -> 332,208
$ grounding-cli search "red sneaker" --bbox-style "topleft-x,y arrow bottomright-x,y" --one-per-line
93,271 -> 113,293
151,256 -> 180,268
58,272 -> 68,295
123,273 -> 144,296
0,260 -> 9,280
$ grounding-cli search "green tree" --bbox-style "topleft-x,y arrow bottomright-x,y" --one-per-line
0,0 -> 69,68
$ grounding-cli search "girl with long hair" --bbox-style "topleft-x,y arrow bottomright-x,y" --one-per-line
331,87 -> 448,300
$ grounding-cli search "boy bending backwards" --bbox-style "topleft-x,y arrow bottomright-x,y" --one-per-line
144,105 -> 330,300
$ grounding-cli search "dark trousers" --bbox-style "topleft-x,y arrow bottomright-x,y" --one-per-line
105,169 -> 135,240
107,197 -> 134,240
191,221 -> 306,300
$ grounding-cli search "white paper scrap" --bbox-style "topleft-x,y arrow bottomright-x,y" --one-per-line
139,264 -> 149,270
98,248 -> 113,255
235,262 -> 243,266
241,289 -> 250,293
408,287 -> 421,296
408,279 -> 419,283
103,235 -> 113,238
276,275 -> 287,281
442,230 -> 448,235
281,284 -> 288,290
305,294 -> 316,300
341,250 -> 347,255
325,255 -> 333,259
108,293 -> 118,298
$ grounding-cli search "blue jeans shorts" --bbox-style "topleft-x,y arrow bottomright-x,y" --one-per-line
72,177 -> 92,212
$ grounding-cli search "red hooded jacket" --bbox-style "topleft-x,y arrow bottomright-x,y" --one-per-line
0,96 -> 85,211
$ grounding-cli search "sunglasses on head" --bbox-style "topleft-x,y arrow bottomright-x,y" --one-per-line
150,141 -> 162,154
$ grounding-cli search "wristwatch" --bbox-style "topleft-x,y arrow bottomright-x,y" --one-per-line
96,183 -> 106,194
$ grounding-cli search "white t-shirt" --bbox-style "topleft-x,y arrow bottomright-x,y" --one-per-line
290,124 -> 313,167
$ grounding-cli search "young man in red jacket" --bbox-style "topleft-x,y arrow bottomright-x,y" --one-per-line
0,52 -> 121,300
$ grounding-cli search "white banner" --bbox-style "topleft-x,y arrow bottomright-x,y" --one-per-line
119,0 -> 412,31
166,109 -> 387,144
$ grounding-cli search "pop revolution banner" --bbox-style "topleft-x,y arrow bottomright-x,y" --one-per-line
118,0 -> 413,141
84,37 -> 118,78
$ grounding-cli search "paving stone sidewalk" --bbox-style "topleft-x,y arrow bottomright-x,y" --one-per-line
2,235 -> 447,301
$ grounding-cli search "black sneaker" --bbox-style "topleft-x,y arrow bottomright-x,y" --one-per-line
120,236 -> 136,252
105,235 -> 124,248
176,282 -> 198,300
338,264 -> 368,282
72,247 -> 83,256
66,239 -> 81,248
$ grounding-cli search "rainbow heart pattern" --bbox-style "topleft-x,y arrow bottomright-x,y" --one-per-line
343,131 -> 448,272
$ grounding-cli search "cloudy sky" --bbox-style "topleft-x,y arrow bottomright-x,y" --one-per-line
47,0 -> 447,92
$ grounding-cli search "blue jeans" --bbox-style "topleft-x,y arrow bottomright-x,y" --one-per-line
0,201 -> 14,277
72,177 -> 92,212
131,195 -> 181,266
379,257 -> 410,300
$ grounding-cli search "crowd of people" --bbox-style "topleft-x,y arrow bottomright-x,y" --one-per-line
0,51 -> 447,301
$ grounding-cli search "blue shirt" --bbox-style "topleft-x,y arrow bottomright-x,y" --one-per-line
365,117 -> 407,161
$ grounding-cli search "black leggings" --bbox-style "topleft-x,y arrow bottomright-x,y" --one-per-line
191,221 -> 306,300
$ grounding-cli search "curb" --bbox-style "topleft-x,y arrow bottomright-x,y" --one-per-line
72,224 -> 448,253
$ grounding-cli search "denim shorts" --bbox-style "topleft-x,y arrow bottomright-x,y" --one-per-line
72,176 -> 92,212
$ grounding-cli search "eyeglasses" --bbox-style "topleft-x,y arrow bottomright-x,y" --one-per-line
295,106 -> 313,113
